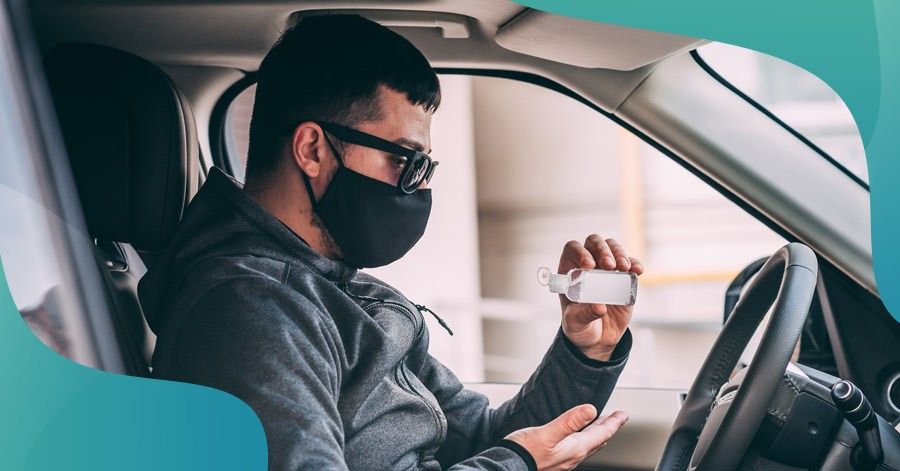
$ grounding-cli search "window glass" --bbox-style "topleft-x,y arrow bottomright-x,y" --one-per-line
225,84 -> 255,182
0,54 -> 99,366
223,75 -> 785,389
698,42 -> 867,183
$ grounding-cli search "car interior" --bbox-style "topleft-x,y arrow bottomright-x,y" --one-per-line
3,0 -> 899,469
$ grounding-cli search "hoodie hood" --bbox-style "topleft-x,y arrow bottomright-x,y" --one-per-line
138,167 -> 357,333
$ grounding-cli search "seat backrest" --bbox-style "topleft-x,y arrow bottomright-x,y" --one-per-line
46,43 -> 200,376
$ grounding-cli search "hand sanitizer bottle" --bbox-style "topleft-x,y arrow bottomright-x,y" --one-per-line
537,267 -> 638,305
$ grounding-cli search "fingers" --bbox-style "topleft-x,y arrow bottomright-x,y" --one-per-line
559,236 -> 644,278
602,238 -> 631,272
545,404 -> 598,441
545,410 -> 628,469
559,240 -> 596,274
628,256 -> 644,275
572,410 -> 629,452
512,407 -> 626,470
584,235 -> 616,270
584,235 -> 643,274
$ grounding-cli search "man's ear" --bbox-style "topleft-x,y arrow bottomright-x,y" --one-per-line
290,121 -> 329,179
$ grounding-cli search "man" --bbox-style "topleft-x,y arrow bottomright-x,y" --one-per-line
140,14 -> 643,471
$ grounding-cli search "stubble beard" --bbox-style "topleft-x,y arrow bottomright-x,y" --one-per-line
310,211 -> 345,262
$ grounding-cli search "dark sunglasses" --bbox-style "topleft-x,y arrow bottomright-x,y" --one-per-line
317,121 -> 438,194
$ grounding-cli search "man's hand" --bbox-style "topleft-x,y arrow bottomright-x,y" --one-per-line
506,404 -> 628,470
558,235 -> 643,361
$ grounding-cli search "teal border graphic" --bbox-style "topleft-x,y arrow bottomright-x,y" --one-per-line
1,2 -> 897,470
0,260 -> 267,469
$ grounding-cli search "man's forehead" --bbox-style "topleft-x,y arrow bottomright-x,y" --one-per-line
360,86 -> 432,152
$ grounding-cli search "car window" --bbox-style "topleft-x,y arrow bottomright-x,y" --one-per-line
697,42 -> 867,184
222,74 -> 786,389
224,83 -> 255,182
0,46 -> 100,367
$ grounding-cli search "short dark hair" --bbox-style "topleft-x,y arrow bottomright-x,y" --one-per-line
245,14 -> 441,180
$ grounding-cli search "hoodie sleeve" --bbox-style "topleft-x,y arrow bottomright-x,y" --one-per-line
420,328 -> 632,469
155,277 -> 348,471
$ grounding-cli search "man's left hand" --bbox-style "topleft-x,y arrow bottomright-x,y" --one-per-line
558,235 -> 644,361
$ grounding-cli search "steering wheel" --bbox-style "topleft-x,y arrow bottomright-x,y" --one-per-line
657,243 -> 818,470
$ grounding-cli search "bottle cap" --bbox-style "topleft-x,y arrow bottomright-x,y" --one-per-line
537,267 -> 569,294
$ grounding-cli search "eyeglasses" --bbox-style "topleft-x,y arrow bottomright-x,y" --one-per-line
317,121 -> 438,194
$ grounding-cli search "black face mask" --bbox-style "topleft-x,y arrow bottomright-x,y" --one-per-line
303,150 -> 432,269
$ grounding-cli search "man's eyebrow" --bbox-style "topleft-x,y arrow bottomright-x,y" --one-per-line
394,137 -> 431,155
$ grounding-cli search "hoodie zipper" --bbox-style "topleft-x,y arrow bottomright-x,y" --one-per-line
340,282 -> 453,336
412,303 -> 453,336
364,300 -> 447,463
340,283 -> 448,464
398,361 -> 447,462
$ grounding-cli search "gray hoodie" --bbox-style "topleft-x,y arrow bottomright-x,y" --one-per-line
139,168 -> 631,471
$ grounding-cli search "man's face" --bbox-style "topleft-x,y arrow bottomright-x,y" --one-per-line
328,86 -> 433,190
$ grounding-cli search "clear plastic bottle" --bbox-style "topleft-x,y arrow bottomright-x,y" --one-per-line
537,267 -> 637,305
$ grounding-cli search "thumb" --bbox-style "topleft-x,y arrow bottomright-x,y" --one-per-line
565,303 -> 607,331
545,404 -> 598,442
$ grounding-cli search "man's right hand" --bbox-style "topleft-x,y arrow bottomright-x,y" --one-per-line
505,405 -> 628,471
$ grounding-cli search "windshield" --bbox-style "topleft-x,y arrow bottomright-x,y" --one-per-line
697,42 -> 867,185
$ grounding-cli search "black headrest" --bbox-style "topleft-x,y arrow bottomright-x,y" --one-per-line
45,43 -> 199,252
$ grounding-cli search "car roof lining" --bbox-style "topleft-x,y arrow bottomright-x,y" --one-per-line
31,0 -> 693,111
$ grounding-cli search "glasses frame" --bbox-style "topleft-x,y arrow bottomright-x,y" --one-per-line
316,121 -> 438,194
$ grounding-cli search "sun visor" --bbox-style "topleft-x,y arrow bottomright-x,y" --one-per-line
495,9 -> 707,71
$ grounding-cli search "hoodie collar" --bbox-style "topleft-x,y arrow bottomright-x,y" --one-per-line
205,167 -> 358,283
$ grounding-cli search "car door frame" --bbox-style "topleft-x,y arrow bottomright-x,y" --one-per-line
1,0 -> 125,372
